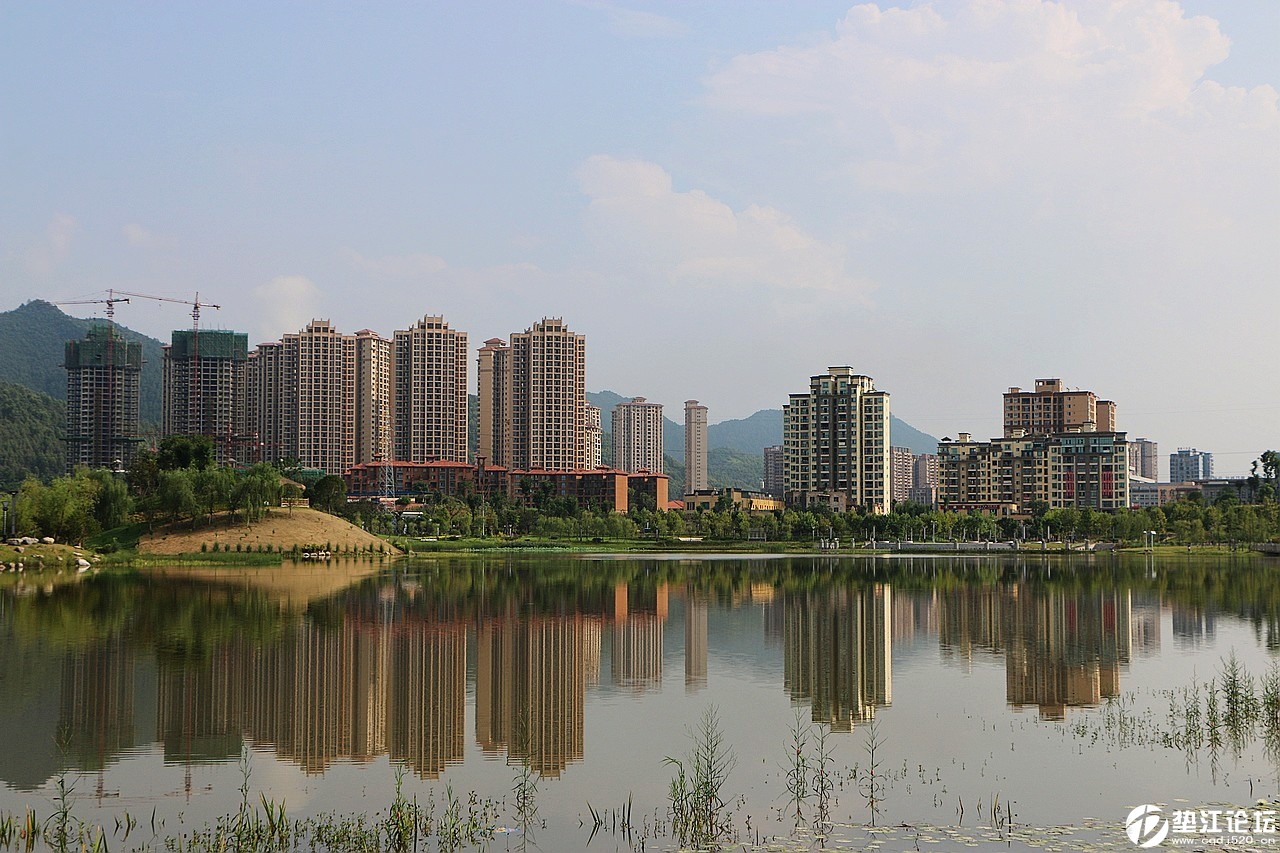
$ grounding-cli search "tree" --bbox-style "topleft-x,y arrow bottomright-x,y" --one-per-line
85,468 -> 132,530
156,435 -> 215,471
309,475 -> 347,514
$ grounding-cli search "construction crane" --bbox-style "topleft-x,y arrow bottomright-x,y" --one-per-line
112,290 -> 221,334
54,290 -> 131,324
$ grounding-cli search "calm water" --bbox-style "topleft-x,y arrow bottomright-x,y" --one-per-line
2,553 -> 1279,850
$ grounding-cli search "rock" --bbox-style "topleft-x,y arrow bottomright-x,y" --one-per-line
76,558 -> 91,571
14,546 -> 23,554
41,537 -> 54,545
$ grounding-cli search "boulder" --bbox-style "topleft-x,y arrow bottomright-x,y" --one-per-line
41,537 -> 54,545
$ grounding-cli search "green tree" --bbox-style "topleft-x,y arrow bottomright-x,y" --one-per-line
309,475 -> 347,514
156,434 -> 214,471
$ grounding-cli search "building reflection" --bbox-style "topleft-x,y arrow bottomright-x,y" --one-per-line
685,589 -> 708,692
610,582 -> 667,692
781,584 -> 892,730
939,584 -> 1135,719
475,614 -> 599,778
58,638 -> 137,770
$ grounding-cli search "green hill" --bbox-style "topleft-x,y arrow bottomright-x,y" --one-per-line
0,300 -> 165,424
0,381 -> 65,490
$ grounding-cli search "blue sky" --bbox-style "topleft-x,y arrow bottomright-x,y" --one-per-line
2,1 -> 1276,476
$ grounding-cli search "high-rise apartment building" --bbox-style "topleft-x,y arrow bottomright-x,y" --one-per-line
890,446 -> 914,505
285,320 -> 356,475
783,367 -> 890,513
354,330 -> 393,466
248,321 -> 357,474
64,325 -> 143,471
1170,448 -> 1213,482
246,341 -> 284,464
612,397 -> 664,473
1128,438 -> 1158,481
477,318 -> 585,470
909,452 -> 939,506
763,445 -> 784,497
1003,379 -> 1116,436
583,405 -> 602,468
392,315 -> 468,463
684,400 -> 708,494
161,329 -> 249,464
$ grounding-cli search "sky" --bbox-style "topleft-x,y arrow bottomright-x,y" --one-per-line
1,1 -> 1276,477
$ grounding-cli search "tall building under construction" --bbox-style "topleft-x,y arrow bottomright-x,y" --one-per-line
65,325 -> 143,471
161,329 -> 250,463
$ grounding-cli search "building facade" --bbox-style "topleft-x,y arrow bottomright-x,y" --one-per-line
64,325 -> 143,471
1127,437 -> 1159,481
612,397 -> 664,474
392,315 -> 468,464
353,330 -> 393,467
763,445 -> 784,497
684,400 -> 709,494
783,367 -> 891,513
1170,448 -> 1213,482
161,329 -> 249,464
478,318 -> 586,471
890,446 -> 915,505
937,429 -> 1130,514
1003,379 -> 1116,436
583,404 -> 602,468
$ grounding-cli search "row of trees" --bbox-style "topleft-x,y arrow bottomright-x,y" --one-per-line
363,487 -> 1280,547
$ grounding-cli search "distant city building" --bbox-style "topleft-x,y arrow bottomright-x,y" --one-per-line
907,485 -> 937,507
763,445 -> 784,497
612,397 -> 664,473
783,367 -> 890,513
64,325 -> 143,471
393,315 -> 468,463
161,329 -> 249,464
583,404 -> 602,468
246,341 -> 285,463
1129,480 -> 1198,508
913,453 -> 939,490
1003,378 -> 1116,436
1128,437 -> 1159,481
477,318 -> 586,470
684,400 -> 709,493
354,330 -> 393,466
1170,448 -> 1213,482
890,446 -> 915,504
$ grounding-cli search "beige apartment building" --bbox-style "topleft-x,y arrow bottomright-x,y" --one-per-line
684,400 -> 709,493
1003,378 -> 1116,436
783,367 -> 891,513
353,330 -> 393,466
393,315 -> 468,463
890,446 -> 914,505
612,397 -> 664,473
246,340 -> 285,463
478,318 -> 586,470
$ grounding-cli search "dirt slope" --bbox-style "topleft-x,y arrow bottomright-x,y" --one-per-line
139,507 -> 399,554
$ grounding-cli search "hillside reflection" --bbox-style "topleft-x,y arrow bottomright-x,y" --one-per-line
2,554 -> 1277,788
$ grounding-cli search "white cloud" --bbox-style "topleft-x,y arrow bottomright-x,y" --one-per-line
252,275 -> 322,340
703,1 -> 1278,206
576,155 -> 872,297
24,213 -> 77,276
340,248 -> 448,279
122,223 -> 157,247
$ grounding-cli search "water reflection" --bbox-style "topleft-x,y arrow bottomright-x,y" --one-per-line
3,554 -> 1278,790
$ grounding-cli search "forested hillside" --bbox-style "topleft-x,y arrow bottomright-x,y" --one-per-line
0,300 -> 165,423
0,382 -> 65,490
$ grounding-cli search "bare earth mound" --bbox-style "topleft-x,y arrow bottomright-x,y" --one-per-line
139,507 -> 400,555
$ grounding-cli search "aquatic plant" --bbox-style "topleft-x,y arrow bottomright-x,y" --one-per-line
666,706 -> 738,849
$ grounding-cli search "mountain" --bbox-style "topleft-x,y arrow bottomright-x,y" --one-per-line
709,409 -> 782,454
0,300 -> 166,424
0,382 -> 65,490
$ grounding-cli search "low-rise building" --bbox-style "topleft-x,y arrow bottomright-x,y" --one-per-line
683,488 -> 785,514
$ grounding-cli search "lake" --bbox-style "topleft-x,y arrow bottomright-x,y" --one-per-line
2,552 -> 1278,851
